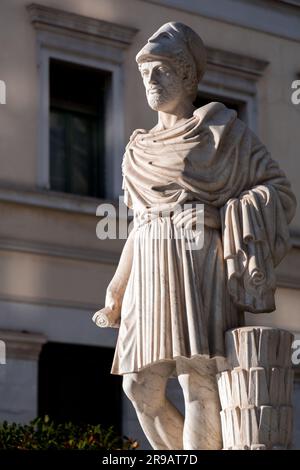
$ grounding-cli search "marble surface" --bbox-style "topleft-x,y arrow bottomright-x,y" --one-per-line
93,22 -> 296,449
218,327 -> 294,449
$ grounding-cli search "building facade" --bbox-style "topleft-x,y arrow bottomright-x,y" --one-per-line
0,0 -> 299,449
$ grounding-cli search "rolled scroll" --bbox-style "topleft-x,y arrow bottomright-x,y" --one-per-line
92,307 -> 120,328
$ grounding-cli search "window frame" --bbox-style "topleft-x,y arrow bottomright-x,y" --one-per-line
49,58 -> 110,198
199,46 -> 269,133
38,47 -> 121,200
28,4 -> 138,200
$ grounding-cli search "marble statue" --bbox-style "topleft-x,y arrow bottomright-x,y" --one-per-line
93,22 -> 296,450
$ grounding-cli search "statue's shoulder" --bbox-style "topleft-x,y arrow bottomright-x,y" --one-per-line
194,101 -> 237,124
193,101 -> 250,142
126,128 -> 147,149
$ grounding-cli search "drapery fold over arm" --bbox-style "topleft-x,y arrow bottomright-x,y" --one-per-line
221,135 -> 296,313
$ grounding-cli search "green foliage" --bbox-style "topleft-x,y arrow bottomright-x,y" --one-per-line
0,416 -> 139,450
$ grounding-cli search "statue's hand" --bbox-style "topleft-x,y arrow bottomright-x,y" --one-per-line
92,286 -> 122,328
92,307 -> 120,329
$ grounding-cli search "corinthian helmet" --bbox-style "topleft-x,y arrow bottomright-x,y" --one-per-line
136,22 -> 207,95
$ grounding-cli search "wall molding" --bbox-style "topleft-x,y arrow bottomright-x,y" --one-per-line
27,3 -> 138,47
206,47 -> 269,79
0,184 -> 102,215
0,184 -> 133,222
0,329 -> 47,361
144,0 -> 300,42
0,292 -> 99,313
0,236 -> 120,266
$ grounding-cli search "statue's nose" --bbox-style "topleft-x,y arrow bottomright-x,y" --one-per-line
149,70 -> 159,84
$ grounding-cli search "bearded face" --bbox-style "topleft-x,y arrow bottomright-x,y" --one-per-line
140,60 -> 187,112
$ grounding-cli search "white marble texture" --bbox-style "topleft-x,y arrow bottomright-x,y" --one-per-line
122,357 -> 222,450
92,22 -> 296,449
218,327 -> 294,450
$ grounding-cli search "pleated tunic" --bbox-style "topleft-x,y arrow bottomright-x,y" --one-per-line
110,102 -> 296,375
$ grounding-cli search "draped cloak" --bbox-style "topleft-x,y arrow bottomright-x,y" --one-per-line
111,102 -> 296,375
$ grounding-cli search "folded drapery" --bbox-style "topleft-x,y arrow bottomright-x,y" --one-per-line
111,102 -> 296,374
221,185 -> 292,313
133,201 -> 220,231
122,103 -> 296,315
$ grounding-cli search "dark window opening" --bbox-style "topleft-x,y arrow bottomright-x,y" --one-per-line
194,92 -> 246,122
38,342 -> 122,432
49,59 -> 111,198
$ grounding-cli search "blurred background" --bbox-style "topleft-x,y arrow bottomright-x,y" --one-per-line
0,0 -> 299,450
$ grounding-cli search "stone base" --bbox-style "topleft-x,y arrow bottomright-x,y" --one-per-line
217,327 -> 294,450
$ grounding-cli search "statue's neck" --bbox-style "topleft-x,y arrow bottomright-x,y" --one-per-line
156,102 -> 196,131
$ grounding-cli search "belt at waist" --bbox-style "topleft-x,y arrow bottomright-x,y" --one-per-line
133,202 -> 221,230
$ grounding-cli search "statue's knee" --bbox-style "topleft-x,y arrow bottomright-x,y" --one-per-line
123,374 -> 167,414
122,375 -> 142,404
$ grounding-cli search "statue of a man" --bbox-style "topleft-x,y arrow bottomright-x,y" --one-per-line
93,22 -> 296,450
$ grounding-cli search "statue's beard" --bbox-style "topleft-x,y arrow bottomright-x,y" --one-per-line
146,90 -> 171,111
146,82 -> 184,111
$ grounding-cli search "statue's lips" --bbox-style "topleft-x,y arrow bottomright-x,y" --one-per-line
147,87 -> 163,95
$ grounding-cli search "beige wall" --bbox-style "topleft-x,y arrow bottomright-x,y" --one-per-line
246,288 -> 300,335
0,0 -> 299,339
0,0 -> 299,226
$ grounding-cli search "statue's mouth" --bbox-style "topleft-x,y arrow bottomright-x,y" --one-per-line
148,87 -> 163,95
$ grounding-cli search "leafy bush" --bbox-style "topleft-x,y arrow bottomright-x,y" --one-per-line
0,416 -> 138,450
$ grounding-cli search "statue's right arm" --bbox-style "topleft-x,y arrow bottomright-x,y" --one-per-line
92,226 -> 136,328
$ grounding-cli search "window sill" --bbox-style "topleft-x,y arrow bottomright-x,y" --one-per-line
0,184 -> 119,216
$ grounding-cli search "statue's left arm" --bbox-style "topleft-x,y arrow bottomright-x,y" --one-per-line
221,128 -> 297,313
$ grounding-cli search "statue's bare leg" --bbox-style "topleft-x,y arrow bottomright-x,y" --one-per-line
122,361 -> 184,450
177,356 -> 223,450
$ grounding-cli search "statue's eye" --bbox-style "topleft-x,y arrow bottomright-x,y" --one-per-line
158,66 -> 169,74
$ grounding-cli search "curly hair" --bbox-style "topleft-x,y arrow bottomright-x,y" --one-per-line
172,51 -> 199,101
